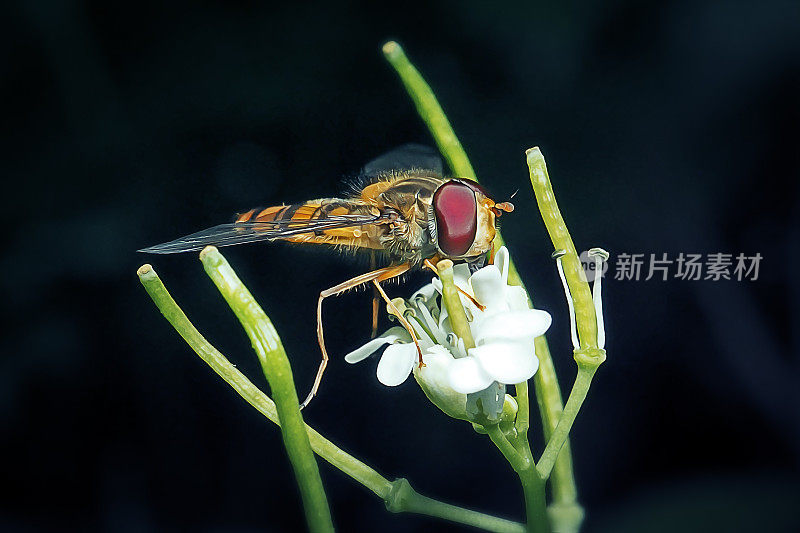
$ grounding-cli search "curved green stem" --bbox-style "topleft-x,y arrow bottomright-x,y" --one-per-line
138,264 -> 388,498
531,337 -> 579,508
526,147 -> 607,531
383,41 -> 581,530
536,361 -> 599,480
487,425 -> 529,473
486,424 -> 548,533
382,40 -> 527,287
188,247 -> 334,532
138,262 -> 524,533
382,41 -> 476,182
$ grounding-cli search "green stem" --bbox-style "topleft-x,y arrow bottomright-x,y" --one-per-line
383,40 -> 581,526
197,247 -> 332,533
138,264 -> 389,497
138,263 -> 524,533
526,148 -> 597,349
486,424 -> 548,533
512,382 -> 535,471
526,147 -> 606,532
518,469 -> 552,533
387,479 -> 524,533
382,40 -> 476,182
531,337 -> 578,506
536,365 -> 598,479
436,259 -> 475,349
514,381 -> 531,437
487,425 -> 529,473
381,40 -> 525,288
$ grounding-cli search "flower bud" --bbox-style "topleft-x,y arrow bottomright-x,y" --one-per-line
498,394 -> 518,438
466,382 -> 506,426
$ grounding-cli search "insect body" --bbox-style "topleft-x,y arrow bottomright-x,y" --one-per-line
140,146 -> 514,407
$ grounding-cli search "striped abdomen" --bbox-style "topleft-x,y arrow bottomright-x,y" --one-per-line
235,199 -> 385,249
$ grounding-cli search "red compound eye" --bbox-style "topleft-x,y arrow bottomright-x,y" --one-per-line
432,181 -> 478,256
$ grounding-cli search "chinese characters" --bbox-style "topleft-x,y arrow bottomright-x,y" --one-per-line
611,253 -> 762,281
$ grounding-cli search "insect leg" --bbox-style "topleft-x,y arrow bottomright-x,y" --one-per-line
371,279 -> 425,368
371,294 -> 380,338
300,263 -> 412,410
370,251 -> 380,339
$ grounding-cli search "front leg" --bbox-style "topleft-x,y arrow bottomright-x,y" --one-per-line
371,279 -> 425,368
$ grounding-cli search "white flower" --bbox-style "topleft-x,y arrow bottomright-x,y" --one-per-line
344,247 -> 552,398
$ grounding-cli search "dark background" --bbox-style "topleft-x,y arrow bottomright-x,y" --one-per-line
3,1 -> 799,531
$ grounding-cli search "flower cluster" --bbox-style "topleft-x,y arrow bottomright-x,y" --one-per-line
345,247 -> 552,414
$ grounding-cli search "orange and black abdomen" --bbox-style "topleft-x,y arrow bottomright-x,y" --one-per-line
235,199 -> 384,249
235,204 -> 295,224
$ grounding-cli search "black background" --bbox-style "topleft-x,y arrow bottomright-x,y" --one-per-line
3,1 -> 799,532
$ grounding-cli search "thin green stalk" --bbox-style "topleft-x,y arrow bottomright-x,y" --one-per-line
138,264 -> 389,496
436,259 -> 475,349
526,148 -> 597,349
138,263 -> 524,533
512,381 -> 535,469
437,259 -> 547,533
487,425 -> 530,473
383,40 -> 580,525
514,381 -> 531,437
382,40 -> 525,287
531,337 -> 579,508
197,247 -> 333,533
382,41 -> 476,182
536,365 -> 597,479
387,479 -> 524,533
525,147 -> 605,531
487,424 -> 548,533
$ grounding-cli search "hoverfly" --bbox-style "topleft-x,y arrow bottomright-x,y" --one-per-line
140,145 -> 514,408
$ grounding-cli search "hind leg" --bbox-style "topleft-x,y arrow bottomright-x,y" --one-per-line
300,263 -> 412,410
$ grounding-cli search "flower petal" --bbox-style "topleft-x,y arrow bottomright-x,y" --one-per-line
415,345 -> 455,387
494,246 -> 510,285
452,335 -> 468,359
506,285 -> 531,311
469,264 -> 507,310
438,305 -> 453,335
469,342 -> 540,384
376,343 -> 418,386
446,356 -> 495,394
452,263 -> 472,290
472,310 -> 552,345
344,326 -> 411,363
413,346 -> 468,420
431,276 -> 442,294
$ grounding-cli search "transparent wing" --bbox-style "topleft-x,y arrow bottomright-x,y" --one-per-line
138,214 -> 386,254
362,143 -> 443,177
